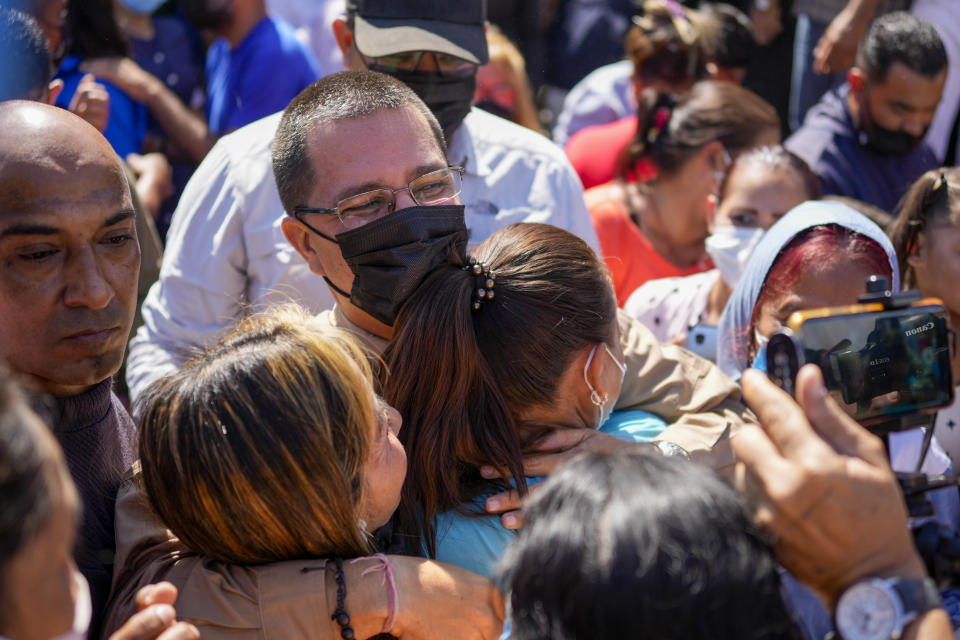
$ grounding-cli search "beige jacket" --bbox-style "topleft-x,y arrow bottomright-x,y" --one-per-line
104,306 -> 749,637
103,471 -> 345,639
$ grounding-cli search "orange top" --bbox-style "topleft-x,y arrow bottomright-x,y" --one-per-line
587,182 -> 713,306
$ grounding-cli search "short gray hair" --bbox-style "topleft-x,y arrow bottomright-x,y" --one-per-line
272,70 -> 447,215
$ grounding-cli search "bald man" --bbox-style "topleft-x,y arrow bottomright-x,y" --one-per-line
0,100 -> 139,629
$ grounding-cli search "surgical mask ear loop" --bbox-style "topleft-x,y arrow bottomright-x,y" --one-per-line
584,344 -> 609,406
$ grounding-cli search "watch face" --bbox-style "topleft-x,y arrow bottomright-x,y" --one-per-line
836,583 -> 898,640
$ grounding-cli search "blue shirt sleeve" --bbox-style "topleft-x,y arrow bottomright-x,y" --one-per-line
55,60 -> 148,160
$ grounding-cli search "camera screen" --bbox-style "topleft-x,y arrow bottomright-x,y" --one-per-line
797,305 -> 954,423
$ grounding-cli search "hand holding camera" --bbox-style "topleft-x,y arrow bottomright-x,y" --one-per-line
734,366 -> 953,639
736,365 -> 926,603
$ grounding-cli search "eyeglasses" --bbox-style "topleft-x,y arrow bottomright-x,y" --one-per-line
294,166 -> 465,231
361,51 -> 477,78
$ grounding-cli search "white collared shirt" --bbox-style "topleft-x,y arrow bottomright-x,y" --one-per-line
126,107 -> 597,404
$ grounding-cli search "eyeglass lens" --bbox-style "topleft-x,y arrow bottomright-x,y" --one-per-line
333,168 -> 462,229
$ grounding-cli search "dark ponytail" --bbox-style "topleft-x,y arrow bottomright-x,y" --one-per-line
618,80 -> 780,181
383,223 -> 618,556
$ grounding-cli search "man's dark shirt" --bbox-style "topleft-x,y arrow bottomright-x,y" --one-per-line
785,84 -> 938,212
34,378 -> 137,634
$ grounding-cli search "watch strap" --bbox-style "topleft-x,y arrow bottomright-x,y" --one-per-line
892,578 -> 941,618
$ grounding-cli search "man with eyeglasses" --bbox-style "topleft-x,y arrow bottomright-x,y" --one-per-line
126,0 -> 598,404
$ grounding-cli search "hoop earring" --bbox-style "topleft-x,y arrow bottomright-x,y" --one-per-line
590,390 -> 608,407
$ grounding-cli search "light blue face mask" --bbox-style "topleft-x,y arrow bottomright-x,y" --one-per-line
120,0 -> 167,14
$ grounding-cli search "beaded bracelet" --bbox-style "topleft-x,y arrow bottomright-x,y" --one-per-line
331,557 -> 356,640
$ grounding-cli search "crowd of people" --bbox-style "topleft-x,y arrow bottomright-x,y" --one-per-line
1,0 -> 960,639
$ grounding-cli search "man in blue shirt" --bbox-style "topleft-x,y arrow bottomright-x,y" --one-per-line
786,12 -> 947,213
180,0 -> 320,135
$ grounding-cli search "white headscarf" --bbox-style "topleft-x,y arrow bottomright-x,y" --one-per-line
716,201 -> 900,380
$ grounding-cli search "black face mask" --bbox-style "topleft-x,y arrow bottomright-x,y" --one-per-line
474,98 -> 515,122
863,123 -> 924,156
323,205 -> 468,326
856,87 -> 925,156
390,69 -> 476,141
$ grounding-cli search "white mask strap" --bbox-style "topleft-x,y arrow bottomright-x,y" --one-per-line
583,344 -> 607,407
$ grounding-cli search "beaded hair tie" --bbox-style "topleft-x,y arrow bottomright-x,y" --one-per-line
464,256 -> 496,311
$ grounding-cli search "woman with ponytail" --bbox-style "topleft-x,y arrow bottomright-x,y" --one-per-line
586,80 -> 780,305
383,223 -> 674,577
889,168 -> 960,461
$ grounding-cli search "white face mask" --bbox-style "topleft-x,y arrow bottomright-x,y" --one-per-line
704,225 -> 765,288
583,343 -> 627,429
50,571 -> 91,640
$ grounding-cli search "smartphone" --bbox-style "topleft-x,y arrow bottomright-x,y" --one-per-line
684,324 -> 718,361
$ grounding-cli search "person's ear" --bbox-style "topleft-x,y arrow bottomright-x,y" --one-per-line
46,78 -> 63,105
332,18 -> 355,57
582,343 -> 609,404
848,67 -> 865,93
700,140 -> 727,187
906,232 -> 927,270
281,217 -> 328,277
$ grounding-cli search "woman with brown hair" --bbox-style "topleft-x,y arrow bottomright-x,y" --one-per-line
383,223 -> 674,578
585,80 -> 781,305
889,168 -> 960,461
106,305 -> 503,640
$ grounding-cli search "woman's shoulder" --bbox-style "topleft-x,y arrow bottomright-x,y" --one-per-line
584,180 -> 630,215
600,409 -> 669,443
433,480 -> 547,578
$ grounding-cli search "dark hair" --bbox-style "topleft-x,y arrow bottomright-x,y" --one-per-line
0,371 -> 55,597
889,167 -> 960,289
620,80 -> 779,180
138,306 -> 378,564
856,12 -> 946,83
627,0 -> 706,89
499,449 -> 804,640
0,7 -> 51,101
383,223 -> 618,555
63,0 -> 128,58
272,70 -> 447,216
718,145 -> 820,204
699,3 -> 754,70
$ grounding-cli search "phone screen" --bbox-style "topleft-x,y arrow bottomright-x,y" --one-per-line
684,324 -> 718,361
796,305 -> 954,422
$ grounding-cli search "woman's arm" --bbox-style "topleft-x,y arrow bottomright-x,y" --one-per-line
615,310 -> 750,474
109,473 -> 504,639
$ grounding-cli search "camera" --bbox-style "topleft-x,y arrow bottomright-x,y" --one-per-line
765,276 -> 960,586
765,276 -> 954,432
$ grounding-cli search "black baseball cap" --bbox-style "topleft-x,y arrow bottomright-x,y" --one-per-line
346,0 -> 489,65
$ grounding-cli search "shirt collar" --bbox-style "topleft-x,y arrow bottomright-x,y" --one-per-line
446,108 -> 490,178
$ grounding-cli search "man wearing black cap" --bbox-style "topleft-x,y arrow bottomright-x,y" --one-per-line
339,0 -> 488,140
126,0 -> 598,403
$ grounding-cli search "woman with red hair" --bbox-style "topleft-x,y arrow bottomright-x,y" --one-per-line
716,200 -> 896,380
